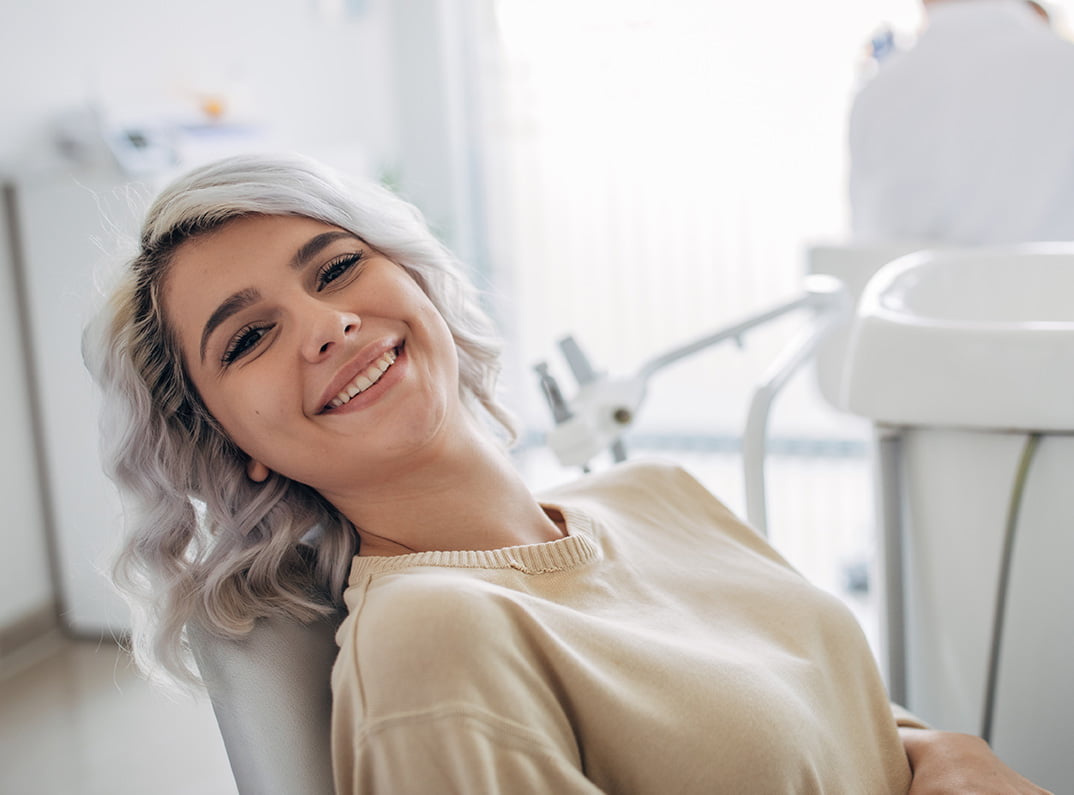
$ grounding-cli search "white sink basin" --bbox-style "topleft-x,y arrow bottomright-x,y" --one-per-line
843,246 -> 1074,431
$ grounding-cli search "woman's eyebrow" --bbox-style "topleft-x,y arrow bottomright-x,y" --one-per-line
200,288 -> 259,362
288,231 -> 361,270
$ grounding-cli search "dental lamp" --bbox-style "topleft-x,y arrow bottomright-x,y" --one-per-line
534,274 -> 850,536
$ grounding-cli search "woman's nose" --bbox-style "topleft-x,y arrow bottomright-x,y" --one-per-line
300,306 -> 362,362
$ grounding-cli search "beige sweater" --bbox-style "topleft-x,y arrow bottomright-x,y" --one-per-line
331,460 -> 923,793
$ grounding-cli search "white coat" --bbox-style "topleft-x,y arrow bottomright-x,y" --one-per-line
848,0 -> 1074,244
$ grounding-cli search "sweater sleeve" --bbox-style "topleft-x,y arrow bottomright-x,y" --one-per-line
333,702 -> 604,794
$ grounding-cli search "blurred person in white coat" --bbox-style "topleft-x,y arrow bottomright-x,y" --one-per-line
848,0 -> 1074,245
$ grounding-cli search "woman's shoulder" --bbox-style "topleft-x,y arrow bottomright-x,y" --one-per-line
540,457 -> 730,516
352,568 -> 511,632
541,456 -> 674,492
334,569 -> 560,715
539,456 -> 773,561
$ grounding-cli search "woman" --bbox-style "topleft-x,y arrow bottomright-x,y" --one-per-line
88,153 -> 1048,793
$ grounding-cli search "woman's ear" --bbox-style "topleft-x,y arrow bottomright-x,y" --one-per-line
246,459 -> 271,483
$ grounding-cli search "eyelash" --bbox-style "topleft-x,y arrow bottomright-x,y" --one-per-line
220,251 -> 367,365
222,323 -> 272,365
316,251 -> 365,291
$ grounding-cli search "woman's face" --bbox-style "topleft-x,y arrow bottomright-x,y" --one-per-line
164,214 -> 463,496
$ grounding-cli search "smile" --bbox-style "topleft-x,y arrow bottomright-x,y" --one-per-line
325,348 -> 398,410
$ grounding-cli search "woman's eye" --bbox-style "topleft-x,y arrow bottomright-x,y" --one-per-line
316,252 -> 365,291
222,324 -> 272,365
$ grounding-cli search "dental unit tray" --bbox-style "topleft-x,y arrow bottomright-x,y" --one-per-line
534,274 -> 849,536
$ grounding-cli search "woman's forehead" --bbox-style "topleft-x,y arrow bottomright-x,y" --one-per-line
161,216 -> 349,346
168,216 -> 349,284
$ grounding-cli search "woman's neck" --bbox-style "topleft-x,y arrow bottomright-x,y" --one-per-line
324,420 -> 564,557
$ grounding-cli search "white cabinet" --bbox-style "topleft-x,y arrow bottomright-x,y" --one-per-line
0,183 -> 52,629
7,166 -> 146,635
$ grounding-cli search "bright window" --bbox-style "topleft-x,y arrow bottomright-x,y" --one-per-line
484,0 -> 928,653
490,0 -> 921,433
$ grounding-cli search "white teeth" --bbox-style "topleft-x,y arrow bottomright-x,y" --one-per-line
326,349 -> 397,409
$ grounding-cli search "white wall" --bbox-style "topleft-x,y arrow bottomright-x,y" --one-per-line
0,0 -> 399,166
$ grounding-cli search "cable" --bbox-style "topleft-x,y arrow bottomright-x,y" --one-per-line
980,432 -> 1042,744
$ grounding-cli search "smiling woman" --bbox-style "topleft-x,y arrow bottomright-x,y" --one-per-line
84,153 -> 1051,794
86,153 -> 518,685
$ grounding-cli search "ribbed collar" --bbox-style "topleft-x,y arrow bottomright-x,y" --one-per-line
346,505 -> 600,584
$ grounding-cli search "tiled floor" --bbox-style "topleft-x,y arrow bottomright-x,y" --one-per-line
0,635 -> 237,795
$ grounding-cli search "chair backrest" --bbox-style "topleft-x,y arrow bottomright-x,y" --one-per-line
188,610 -> 345,795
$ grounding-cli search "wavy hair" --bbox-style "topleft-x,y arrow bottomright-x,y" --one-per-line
85,153 -> 517,686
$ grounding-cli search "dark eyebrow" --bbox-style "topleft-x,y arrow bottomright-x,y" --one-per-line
288,231 -> 361,271
200,288 -> 260,363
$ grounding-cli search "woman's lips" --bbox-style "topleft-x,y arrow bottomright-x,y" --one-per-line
319,343 -> 405,415
325,348 -> 398,410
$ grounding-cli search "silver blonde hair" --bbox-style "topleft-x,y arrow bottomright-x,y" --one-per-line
86,152 -> 517,686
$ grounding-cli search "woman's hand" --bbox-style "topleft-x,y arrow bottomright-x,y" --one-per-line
899,728 -> 1053,794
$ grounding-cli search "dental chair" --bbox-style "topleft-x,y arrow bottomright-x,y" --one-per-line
188,609 -> 345,795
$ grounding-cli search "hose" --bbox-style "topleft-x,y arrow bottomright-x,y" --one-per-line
980,432 -> 1042,744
